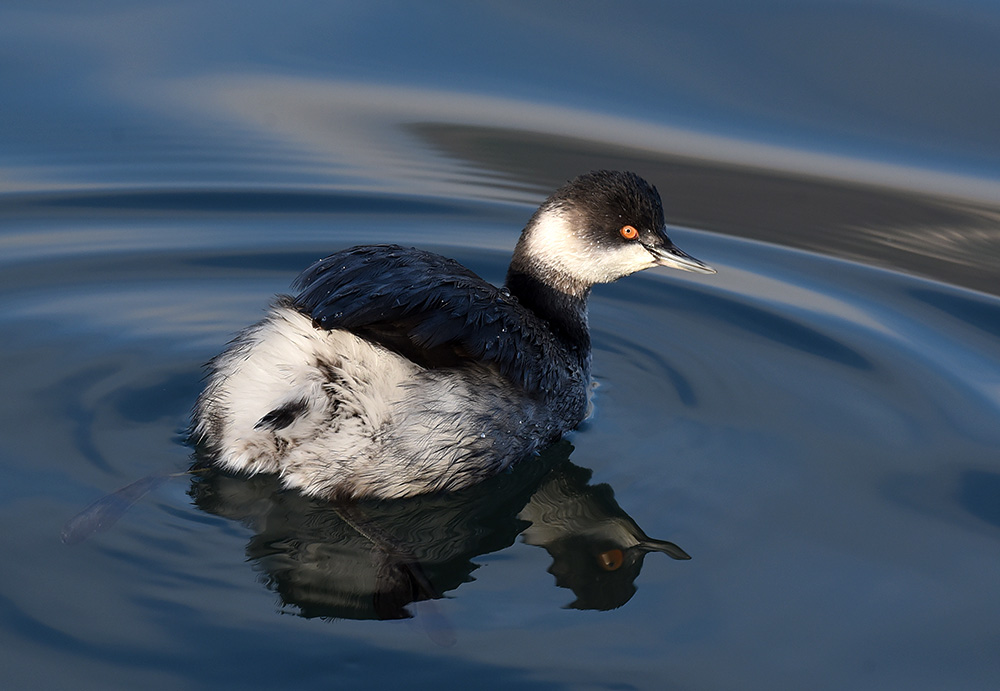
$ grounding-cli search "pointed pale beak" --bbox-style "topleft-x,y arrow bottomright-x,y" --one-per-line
646,242 -> 716,275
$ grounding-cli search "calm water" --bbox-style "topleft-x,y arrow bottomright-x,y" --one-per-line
3,2 -> 1000,690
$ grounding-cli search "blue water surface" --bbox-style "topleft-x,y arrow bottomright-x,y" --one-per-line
2,2 -> 1000,690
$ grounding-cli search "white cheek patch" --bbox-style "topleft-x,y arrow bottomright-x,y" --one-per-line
523,208 -> 657,285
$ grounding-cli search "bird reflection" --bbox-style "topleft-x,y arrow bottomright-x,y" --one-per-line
519,461 -> 689,610
189,440 -> 689,620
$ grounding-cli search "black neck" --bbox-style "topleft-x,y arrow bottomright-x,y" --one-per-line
505,269 -> 591,358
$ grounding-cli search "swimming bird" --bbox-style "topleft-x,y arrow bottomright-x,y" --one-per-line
192,170 -> 714,500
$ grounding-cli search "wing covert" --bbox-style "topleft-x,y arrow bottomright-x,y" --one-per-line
291,245 -> 567,394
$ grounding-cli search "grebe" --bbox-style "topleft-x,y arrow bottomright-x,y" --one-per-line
192,171 -> 714,500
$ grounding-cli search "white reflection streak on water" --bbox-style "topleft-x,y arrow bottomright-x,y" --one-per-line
651,255 -> 1000,409
141,75 -> 1000,205
855,208 -> 1000,268
4,289 -> 261,345
687,263 -> 895,336
0,228 -> 206,263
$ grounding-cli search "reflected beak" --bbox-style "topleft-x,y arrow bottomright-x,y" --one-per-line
639,537 -> 692,560
646,242 -> 716,275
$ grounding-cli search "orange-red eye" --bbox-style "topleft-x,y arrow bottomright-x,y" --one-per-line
597,549 -> 624,571
620,225 -> 638,240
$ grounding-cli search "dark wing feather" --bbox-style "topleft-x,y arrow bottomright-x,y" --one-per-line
292,245 -> 565,394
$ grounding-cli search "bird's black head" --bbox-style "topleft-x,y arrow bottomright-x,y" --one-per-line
510,170 -> 714,297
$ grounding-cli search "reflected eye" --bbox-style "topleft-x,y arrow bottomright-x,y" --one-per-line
619,225 -> 638,240
597,549 -> 624,571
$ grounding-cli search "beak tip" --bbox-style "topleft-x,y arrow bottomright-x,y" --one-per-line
651,252 -> 716,275
645,238 -> 715,275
